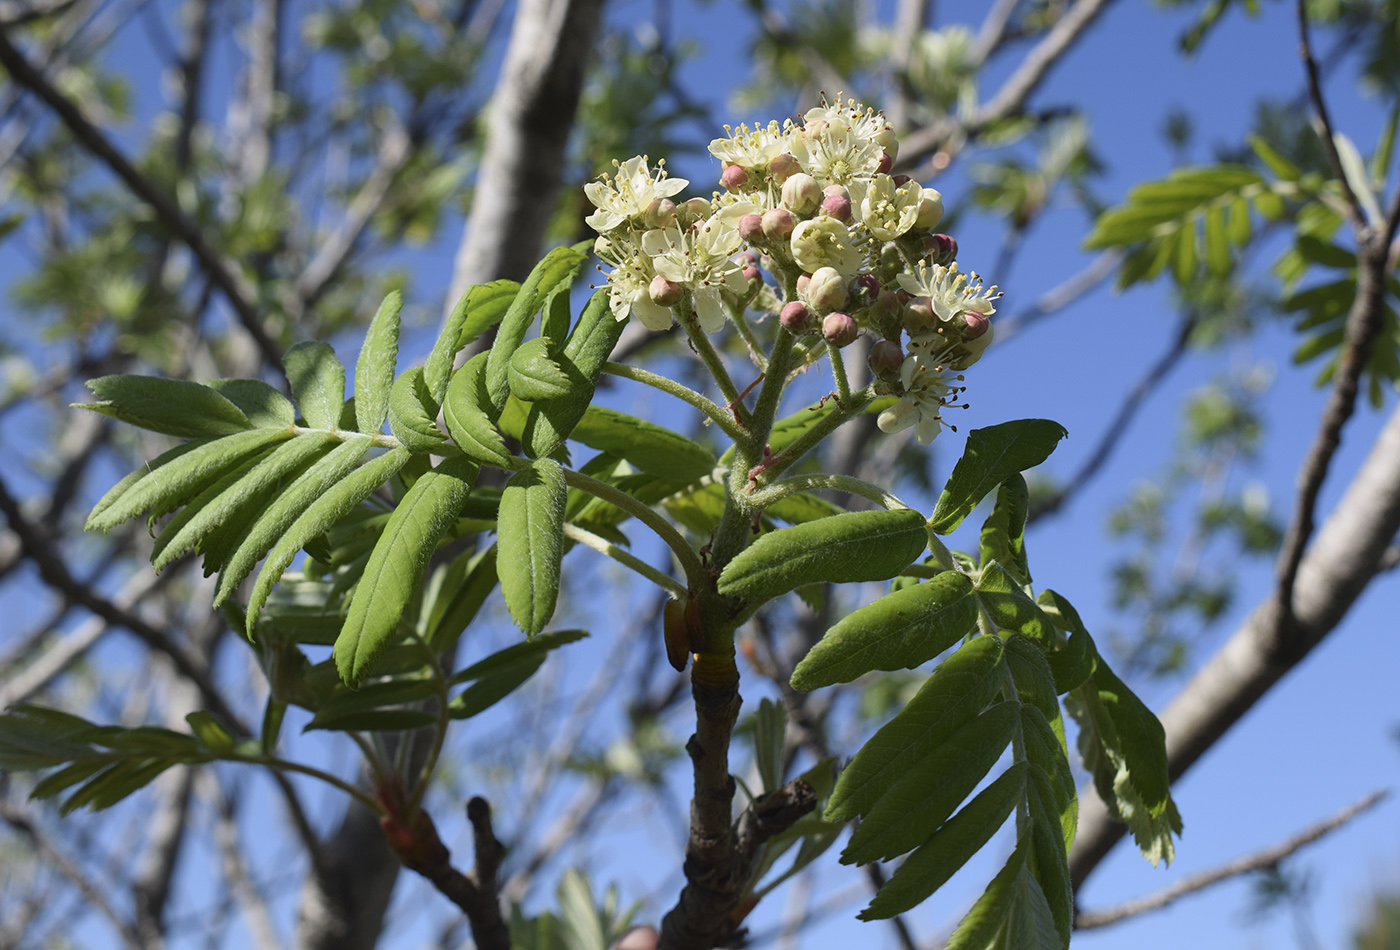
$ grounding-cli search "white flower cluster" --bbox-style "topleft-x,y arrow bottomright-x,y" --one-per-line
584,98 -> 1002,444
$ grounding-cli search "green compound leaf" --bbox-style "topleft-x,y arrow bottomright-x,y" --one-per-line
945,834 -> 1063,950
214,436 -> 373,606
80,375 -> 255,439
247,447 -> 412,634
388,367 -> 450,453
791,571 -> 978,690
443,352 -> 512,465
87,440 -> 210,529
355,290 -> 402,435
333,454 -> 480,685
860,762 -> 1026,920
569,405 -> 716,482
1085,657 -> 1171,814
522,290 -> 626,460
1036,589 -> 1095,693
422,545 -> 499,653
1025,763 -> 1074,945
718,508 -> 928,601
151,432 -> 338,572
930,420 -> 1068,535
423,279 -> 523,404
448,629 -> 587,719
86,428 -> 293,533
825,633 -> 1005,823
304,677 -> 437,731
508,337 -> 573,401
284,341 -> 346,431
1021,703 -> 1078,855
842,700 -> 1019,865
975,561 -> 1053,646
497,457 -> 567,636
207,378 -> 296,428
979,473 -> 1030,584
484,244 -> 590,411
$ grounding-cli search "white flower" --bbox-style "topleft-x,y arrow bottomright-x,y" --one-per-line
584,156 -> 689,233
789,217 -> 864,278
708,120 -> 794,169
641,220 -> 747,333
850,174 -> 922,241
790,100 -> 889,186
896,261 -> 1001,322
596,239 -> 674,330
878,336 -> 967,444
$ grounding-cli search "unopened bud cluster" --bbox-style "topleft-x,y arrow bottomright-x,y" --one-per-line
584,97 -> 1003,444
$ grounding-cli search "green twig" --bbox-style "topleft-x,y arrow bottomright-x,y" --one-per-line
558,466 -> 707,587
563,522 -> 689,597
602,362 -> 749,444
746,473 -> 909,512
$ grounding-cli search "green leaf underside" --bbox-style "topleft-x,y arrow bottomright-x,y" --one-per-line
825,634 -> 1005,822
247,447 -> 413,634
424,546 -> 499,652
497,458 -> 567,636
334,454 -> 480,685
791,571 -> 978,690
718,508 -> 928,600
448,629 -> 587,719
843,701 -> 1019,865
1025,763 -> 1074,943
860,762 -> 1026,920
443,352 -> 512,464
88,428 -> 293,533
930,420 -> 1068,534
82,375 -> 254,439
152,432 -> 339,572
569,405 -> 716,482
979,474 -> 1030,584
355,291 -> 402,435
389,367 -> 450,453
207,378 -> 296,428
215,436 -> 373,606
945,836 -> 1058,950
976,562 -> 1052,646
285,341 -> 346,431
1087,659 -> 1171,812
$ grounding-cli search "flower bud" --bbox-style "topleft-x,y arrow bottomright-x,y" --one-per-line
743,265 -> 762,285
762,208 -> 797,240
963,311 -> 990,340
892,174 -> 911,186
822,184 -> 849,200
649,275 -> 682,307
768,153 -> 800,183
875,125 -> 898,157
915,188 -> 944,231
868,339 -> 904,376
796,273 -> 810,294
738,213 -> 764,243
781,173 -> 821,214
677,197 -> 712,229
821,193 -> 852,222
739,251 -> 759,267
780,301 -> 811,332
877,243 -> 903,284
877,151 -> 893,174
644,197 -> 676,230
925,232 -> 957,263
854,273 -> 880,303
720,164 -> 749,191
805,266 -> 848,311
822,312 -> 858,348
870,289 -> 902,339
903,297 -> 937,333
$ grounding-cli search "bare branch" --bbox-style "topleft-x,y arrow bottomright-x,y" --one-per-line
970,0 -> 1021,66
0,28 -> 285,373
1296,0 -> 1366,229
1071,398 -> 1400,887
994,248 -> 1124,342
1076,790 -> 1388,929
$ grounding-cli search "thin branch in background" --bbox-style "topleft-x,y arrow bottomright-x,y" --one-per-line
970,0 -> 1021,66
1075,790 -> 1388,929
863,863 -> 918,950
201,773 -> 288,950
994,248 -> 1125,343
0,802 -> 148,950
1030,313 -> 1197,522
0,28 -> 285,374
1295,0 -> 1366,229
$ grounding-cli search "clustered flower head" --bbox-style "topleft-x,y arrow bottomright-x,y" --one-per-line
583,97 -> 1002,444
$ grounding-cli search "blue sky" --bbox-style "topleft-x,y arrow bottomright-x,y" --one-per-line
3,0 -> 1399,948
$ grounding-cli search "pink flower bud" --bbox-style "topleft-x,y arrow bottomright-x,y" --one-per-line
805,266 -> 848,311
762,208 -> 797,240
925,233 -> 957,264
822,313 -> 858,348
781,173 -> 821,214
821,194 -> 852,222
877,151 -> 893,174
720,164 -> 749,191
780,301 -> 811,332
822,184 -> 848,199
795,274 -> 810,294
644,197 -> 676,230
649,276 -> 682,307
739,251 -> 758,266
768,153 -> 800,182
738,213 -> 765,242
892,174 -> 911,186
855,273 -> 880,299
963,311 -> 990,340
915,188 -> 944,231
678,197 -> 712,229
903,297 -> 936,333
868,339 -> 904,376
743,265 -> 762,284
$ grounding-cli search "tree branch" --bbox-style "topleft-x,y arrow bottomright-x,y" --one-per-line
1076,790 -> 1388,929
0,27 -> 285,373
1070,398 -> 1400,887
1296,0 -> 1366,229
